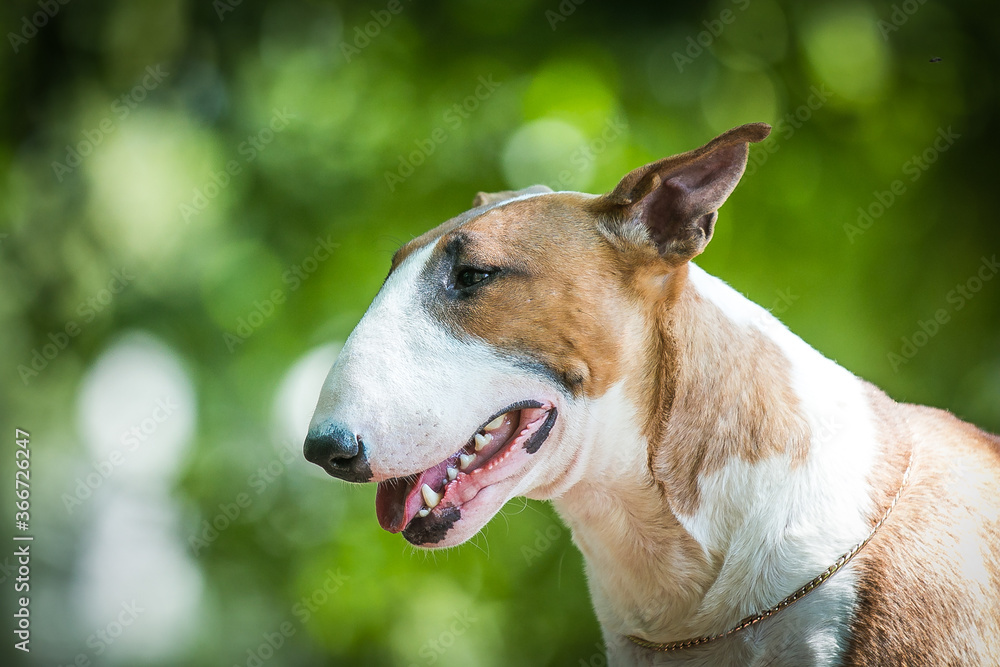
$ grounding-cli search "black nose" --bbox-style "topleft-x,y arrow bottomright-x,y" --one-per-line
303,421 -> 373,482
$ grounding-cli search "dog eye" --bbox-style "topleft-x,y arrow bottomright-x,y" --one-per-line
455,267 -> 491,289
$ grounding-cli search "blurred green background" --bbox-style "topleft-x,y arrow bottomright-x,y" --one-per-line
1,0 -> 998,665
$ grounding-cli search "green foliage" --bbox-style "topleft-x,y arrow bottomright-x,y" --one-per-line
1,0 -> 998,665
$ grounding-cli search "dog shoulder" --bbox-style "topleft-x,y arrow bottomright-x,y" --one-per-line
844,397 -> 1000,665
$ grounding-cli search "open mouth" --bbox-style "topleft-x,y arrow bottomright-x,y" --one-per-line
374,401 -> 557,544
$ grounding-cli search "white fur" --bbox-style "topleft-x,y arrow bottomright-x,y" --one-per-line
553,383 -> 697,636
311,244 -> 888,665
310,243 -> 558,478
551,267 -> 885,666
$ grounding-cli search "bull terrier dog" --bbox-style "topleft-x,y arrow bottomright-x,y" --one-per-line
304,123 -> 1000,665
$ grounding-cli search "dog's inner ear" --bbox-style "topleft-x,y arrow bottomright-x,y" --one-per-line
597,122 -> 770,262
472,184 -> 553,208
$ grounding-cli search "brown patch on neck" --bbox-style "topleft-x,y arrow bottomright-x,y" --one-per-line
632,263 -> 688,448
645,281 -> 811,517
859,385 -> 915,521
843,389 -> 1000,664
629,263 -> 687,483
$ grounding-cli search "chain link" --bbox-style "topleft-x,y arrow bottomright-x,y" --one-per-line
627,450 -> 914,653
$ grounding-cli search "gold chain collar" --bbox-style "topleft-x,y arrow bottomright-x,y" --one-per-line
627,451 -> 914,653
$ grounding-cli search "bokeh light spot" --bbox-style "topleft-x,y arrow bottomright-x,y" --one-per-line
701,69 -> 779,134
800,4 -> 890,104
501,119 -> 592,191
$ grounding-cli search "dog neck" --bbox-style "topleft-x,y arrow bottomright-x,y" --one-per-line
553,263 -> 887,655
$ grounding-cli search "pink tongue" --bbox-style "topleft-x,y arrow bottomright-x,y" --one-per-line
376,479 -> 420,533
372,411 -> 526,533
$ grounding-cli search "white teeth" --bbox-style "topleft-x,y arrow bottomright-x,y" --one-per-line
483,414 -> 505,432
421,483 -> 441,508
417,508 -> 430,518
474,432 -> 493,451
459,453 -> 475,470
447,466 -> 458,481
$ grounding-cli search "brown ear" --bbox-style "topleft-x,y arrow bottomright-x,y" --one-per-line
596,123 -> 770,262
472,184 -> 553,208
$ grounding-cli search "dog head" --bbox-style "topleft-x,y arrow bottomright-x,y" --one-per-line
305,123 -> 770,547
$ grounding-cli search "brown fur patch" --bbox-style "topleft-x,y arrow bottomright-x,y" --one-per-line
647,287 -> 812,517
844,390 -> 1000,665
399,189 -> 810,516
391,188 -> 555,272
386,175 -> 1000,662
419,192 -> 642,397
